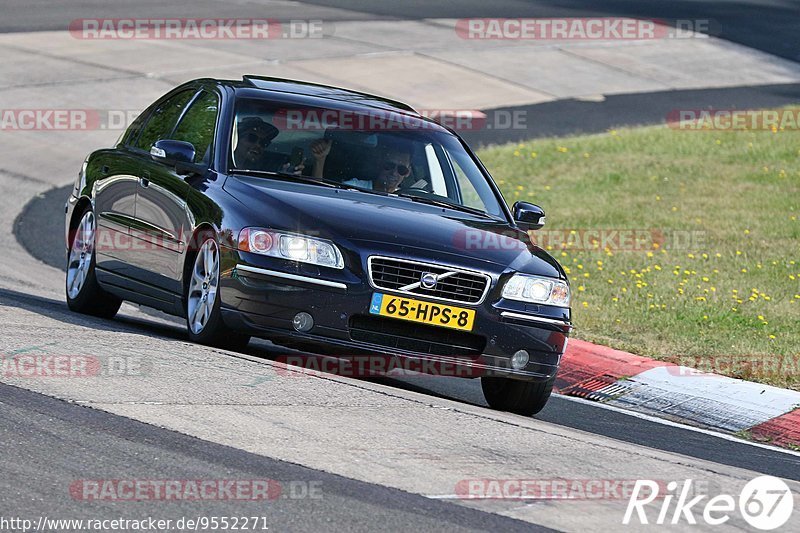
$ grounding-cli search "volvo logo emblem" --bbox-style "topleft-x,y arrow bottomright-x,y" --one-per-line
420,272 -> 438,289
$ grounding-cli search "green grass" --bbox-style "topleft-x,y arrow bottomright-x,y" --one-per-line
477,117 -> 800,390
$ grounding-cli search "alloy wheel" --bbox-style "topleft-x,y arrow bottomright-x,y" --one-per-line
187,239 -> 220,334
66,210 -> 95,299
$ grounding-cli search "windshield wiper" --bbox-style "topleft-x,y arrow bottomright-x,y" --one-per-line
397,194 -> 494,219
232,169 -> 389,196
232,169 -> 340,188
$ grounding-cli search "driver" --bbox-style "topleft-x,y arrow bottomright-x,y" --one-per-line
233,117 -> 303,174
233,117 -> 279,169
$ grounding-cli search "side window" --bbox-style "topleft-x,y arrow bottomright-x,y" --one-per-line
453,162 -> 483,210
135,90 -> 194,152
446,148 -> 504,217
172,91 -> 219,164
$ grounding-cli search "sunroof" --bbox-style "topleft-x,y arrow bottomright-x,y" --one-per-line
242,76 -> 416,113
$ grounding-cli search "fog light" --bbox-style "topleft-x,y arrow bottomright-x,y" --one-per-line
292,312 -> 314,332
511,349 -> 530,370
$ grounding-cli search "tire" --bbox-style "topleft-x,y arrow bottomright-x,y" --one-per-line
65,208 -> 122,318
185,235 -> 250,350
481,375 -> 555,416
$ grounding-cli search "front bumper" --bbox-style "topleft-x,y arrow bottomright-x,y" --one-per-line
218,247 -> 572,381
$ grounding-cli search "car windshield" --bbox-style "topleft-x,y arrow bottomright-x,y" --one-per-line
230,98 -> 506,219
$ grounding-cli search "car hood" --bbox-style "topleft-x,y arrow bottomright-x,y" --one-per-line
225,176 -> 565,278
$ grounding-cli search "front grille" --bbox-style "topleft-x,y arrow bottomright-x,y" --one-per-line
349,315 -> 486,356
368,256 -> 490,305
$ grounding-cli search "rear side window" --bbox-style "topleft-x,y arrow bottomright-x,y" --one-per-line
135,90 -> 194,152
172,91 -> 219,164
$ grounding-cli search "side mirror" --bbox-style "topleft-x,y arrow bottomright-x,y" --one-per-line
150,139 -> 195,165
513,201 -> 546,231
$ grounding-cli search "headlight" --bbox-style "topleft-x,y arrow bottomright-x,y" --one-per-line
502,274 -> 570,307
238,228 -> 344,269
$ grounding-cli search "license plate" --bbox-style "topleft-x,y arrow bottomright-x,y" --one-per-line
369,293 -> 476,331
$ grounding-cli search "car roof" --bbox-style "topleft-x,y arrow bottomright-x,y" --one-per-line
194,75 -> 451,135
242,75 -> 417,113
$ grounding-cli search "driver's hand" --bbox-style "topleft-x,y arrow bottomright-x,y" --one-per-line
310,139 -> 332,161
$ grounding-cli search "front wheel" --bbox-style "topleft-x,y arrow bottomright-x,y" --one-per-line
481,375 -> 555,416
65,208 -> 122,318
185,236 -> 250,350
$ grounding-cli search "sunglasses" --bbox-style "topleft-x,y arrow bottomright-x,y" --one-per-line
382,161 -> 410,177
245,131 -> 272,148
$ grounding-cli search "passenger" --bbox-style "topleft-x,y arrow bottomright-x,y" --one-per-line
309,138 -> 411,193
309,137 -> 332,179
369,142 -> 412,193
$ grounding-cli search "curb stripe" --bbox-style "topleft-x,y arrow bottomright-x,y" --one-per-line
555,338 -> 668,393
749,410 -> 800,448
556,339 -> 800,448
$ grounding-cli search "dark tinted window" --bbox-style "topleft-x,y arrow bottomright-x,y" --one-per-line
135,90 -> 194,152
172,91 -> 219,164
120,112 -> 147,147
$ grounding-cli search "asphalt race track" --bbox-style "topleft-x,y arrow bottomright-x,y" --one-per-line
0,382 -> 546,532
2,1 -> 800,531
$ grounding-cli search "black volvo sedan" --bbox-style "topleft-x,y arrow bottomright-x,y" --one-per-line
65,76 -> 572,414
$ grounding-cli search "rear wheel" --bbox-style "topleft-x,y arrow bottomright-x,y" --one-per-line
481,375 -> 555,416
185,236 -> 250,350
65,208 -> 122,318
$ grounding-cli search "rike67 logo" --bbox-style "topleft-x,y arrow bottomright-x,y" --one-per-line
624,476 -> 794,530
